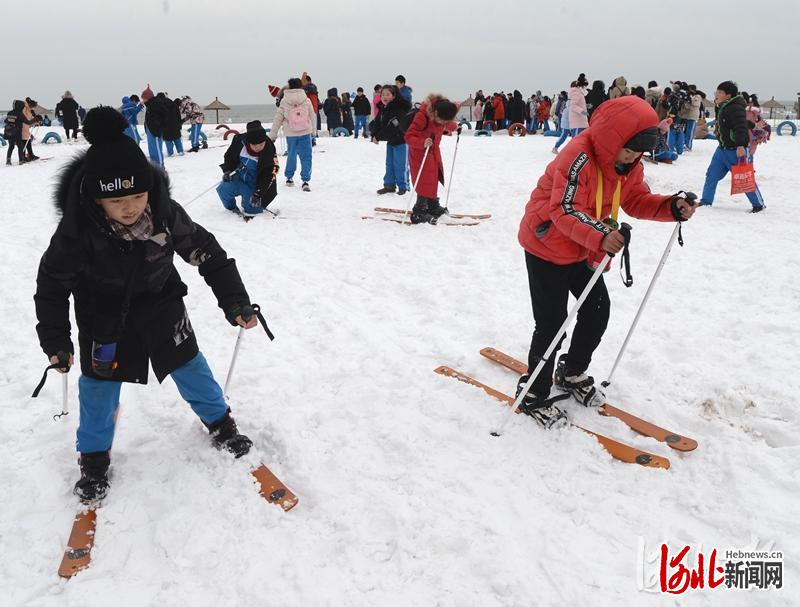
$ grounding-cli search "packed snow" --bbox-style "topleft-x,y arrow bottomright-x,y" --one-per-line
1,125 -> 797,606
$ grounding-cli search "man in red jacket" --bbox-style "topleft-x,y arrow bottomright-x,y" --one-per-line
405,95 -> 458,224
516,96 -> 697,428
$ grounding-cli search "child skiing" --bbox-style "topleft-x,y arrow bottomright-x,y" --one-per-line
516,96 -> 697,428
217,120 -> 279,217
34,107 -> 260,502
370,84 -> 412,195
404,94 -> 459,224
269,78 -> 316,191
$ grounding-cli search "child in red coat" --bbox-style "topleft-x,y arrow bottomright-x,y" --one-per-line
404,95 -> 458,224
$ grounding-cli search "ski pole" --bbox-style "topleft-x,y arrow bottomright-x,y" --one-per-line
223,305 -> 252,399
402,136 -> 434,221
441,128 -> 462,212
491,224 -> 632,437
184,169 -> 238,209
54,351 -> 71,421
602,222 -> 682,388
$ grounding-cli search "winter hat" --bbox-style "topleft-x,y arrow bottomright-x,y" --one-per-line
82,106 -> 153,199
268,84 -> 281,98
356,87 -> 364,93
245,120 -> 267,144
141,84 -> 154,102
63,90 -> 73,99
395,75 -> 406,84
328,88 -> 338,97
623,127 -> 660,152
434,99 -> 458,121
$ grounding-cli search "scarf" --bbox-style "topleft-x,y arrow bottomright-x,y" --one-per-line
108,204 -> 154,241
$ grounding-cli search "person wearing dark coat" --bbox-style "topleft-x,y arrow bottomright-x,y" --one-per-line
483,95 -> 495,130
340,92 -> 355,134
507,90 -> 527,127
163,96 -> 185,156
34,107 -> 260,501
55,91 -> 80,139
352,87 -> 372,139
699,81 -> 765,212
584,81 -> 608,119
323,88 -> 342,133
5,99 -> 32,165
141,85 -> 168,167
369,85 -> 412,194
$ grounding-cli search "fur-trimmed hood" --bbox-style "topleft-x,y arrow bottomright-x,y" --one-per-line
53,153 -> 173,240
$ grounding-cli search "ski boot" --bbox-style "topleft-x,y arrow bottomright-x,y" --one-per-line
206,410 -> 253,458
515,374 -> 568,429
553,355 -> 606,407
376,185 -> 396,195
74,451 -> 110,502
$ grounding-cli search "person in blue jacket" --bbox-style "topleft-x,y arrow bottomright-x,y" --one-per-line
217,121 -> 279,217
121,95 -> 143,143
395,75 -> 413,103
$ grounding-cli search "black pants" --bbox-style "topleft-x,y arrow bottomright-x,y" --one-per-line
65,127 -> 78,139
525,252 -> 610,396
6,136 -> 26,162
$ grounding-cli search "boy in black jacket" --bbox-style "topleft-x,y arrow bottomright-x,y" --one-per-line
34,107 -> 259,502
217,120 -> 279,217
699,80 -> 765,212
352,87 -> 372,139
4,99 -> 32,165
369,85 -> 412,195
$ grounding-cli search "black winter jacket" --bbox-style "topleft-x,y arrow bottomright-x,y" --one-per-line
369,96 -> 412,146
715,95 -> 750,149
353,95 -> 372,116
162,98 -> 184,141
219,133 -> 279,202
144,96 -> 170,137
34,157 -> 250,384
55,98 -> 80,130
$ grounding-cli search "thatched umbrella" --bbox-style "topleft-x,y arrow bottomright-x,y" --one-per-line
460,95 -> 474,121
701,97 -> 715,109
761,97 -> 784,120
204,97 -> 230,124
32,105 -> 52,117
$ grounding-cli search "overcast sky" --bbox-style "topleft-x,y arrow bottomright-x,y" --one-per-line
4,0 -> 799,109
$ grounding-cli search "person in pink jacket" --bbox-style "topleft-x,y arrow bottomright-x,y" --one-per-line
568,84 -> 589,133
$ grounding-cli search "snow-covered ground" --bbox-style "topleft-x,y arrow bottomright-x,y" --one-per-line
1,125 -> 797,606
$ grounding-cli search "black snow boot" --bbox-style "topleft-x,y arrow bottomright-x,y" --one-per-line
553,355 -> 606,407
376,185 -> 396,195
515,374 -> 569,429
74,451 -> 110,502
410,196 -> 435,224
206,409 -> 253,458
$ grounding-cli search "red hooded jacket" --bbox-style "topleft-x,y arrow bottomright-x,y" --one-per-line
519,96 -> 675,265
492,96 -> 505,120
405,97 -> 457,199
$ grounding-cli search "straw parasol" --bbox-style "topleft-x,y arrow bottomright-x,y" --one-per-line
204,97 -> 230,123
701,98 -> 715,109
761,97 -> 784,120
460,95 -> 475,120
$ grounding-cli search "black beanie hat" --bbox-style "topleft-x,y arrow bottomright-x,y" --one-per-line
82,106 -> 153,199
395,75 -> 406,84
434,99 -> 458,121
245,120 -> 267,144
623,127 -> 660,152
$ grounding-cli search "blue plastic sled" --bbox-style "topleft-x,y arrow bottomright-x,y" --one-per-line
331,127 -> 351,137
458,120 -> 472,130
776,121 -> 797,136
0,135 -> 6,146
474,130 -> 492,137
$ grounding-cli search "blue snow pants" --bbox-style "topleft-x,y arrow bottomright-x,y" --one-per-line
700,147 -> 764,208
384,143 -> 409,190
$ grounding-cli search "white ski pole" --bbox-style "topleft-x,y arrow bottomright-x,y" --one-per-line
223,305 -> 254,399
402,136 -> 433,221
602,222 -> 682,387
492,224 -> 632,437
442,128 -> 462,212
54,352 -> 71,421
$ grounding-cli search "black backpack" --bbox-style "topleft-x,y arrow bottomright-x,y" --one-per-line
396,103 -> 421,134
3,112 -> 21,139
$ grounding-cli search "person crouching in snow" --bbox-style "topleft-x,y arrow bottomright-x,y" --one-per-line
404,94 -> 459,224
217,120 -> 279,217
515,96 -> 697,428
370,84 -> 412,195
34,107 -> 260,502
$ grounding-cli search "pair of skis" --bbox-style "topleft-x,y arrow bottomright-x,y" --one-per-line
363,207 -> 490,226
437,347 -> 698,469
58,462 -> 297,578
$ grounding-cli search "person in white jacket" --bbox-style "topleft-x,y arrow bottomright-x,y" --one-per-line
270,78 -> 317,191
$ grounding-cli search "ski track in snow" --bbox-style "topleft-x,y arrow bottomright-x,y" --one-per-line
1,126 -> 797,606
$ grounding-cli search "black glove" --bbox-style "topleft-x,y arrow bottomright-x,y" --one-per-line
670,191 -> 697,221
222,171 -> 234,182
250,192 -> 262,208
224,303 -> 252,327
